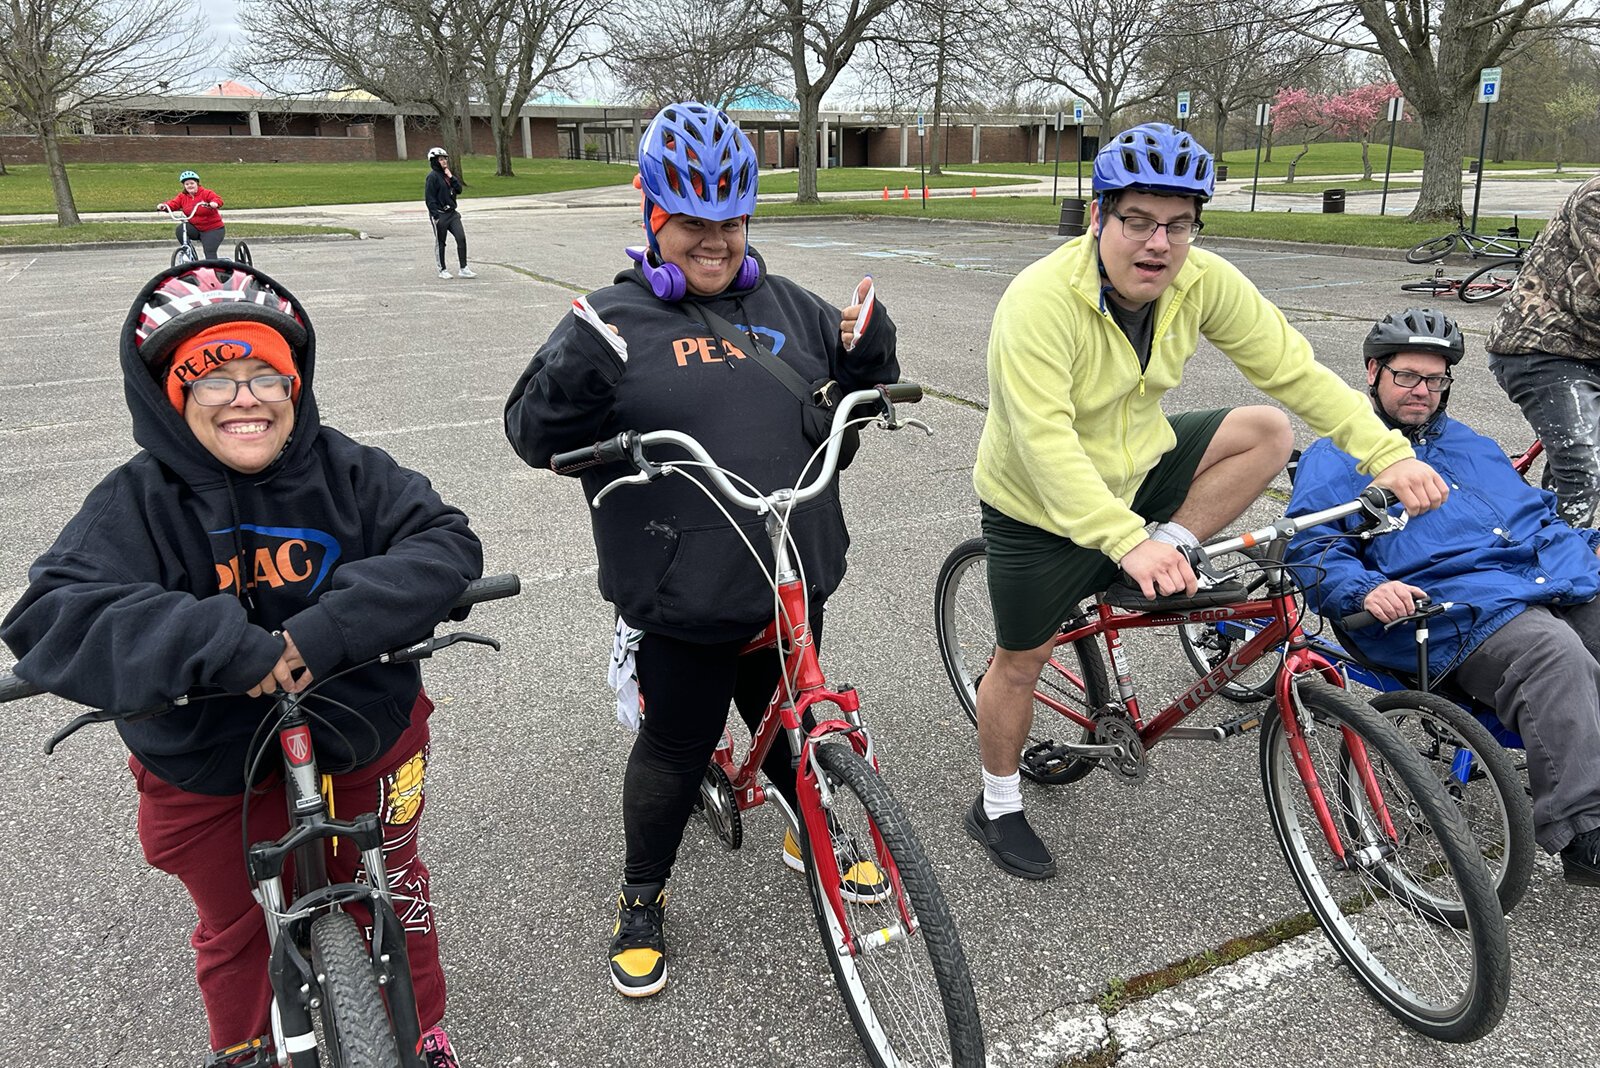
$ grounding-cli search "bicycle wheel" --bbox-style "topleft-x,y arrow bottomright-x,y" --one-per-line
933,536 -> 1109,784
308,912 -> 401,1068
1458,258 -> 1519,303
172,244 -> 197,267
1399,277 -> 1458,296
1259,679 -> 1509,1042
1177,620 -> 1280,703
1406,233 -> 1458,264
1366,691 -> 1533,915
233,241 -> 253,266
804,742 -> 984,1068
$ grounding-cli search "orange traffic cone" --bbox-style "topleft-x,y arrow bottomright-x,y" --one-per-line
882,186 -> 889,200
970,187 -> 977,197
902,186 -> 910,199
923,186 -> 930,199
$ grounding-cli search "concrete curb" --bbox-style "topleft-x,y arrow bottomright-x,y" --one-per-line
0,232 -> 361,254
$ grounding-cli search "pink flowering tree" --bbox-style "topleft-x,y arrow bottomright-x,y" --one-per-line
1271,87 -> 1336,183
1325,82 -> 1402,181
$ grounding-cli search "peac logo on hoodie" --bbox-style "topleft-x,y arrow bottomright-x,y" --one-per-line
173,339 -> 254,387
210,523 -> 342,598
669,324 -> 788,367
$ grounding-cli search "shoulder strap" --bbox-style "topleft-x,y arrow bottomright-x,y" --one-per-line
682,302 -> 817,405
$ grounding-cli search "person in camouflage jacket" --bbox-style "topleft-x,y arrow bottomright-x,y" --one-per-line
1487,175 -> 1600,527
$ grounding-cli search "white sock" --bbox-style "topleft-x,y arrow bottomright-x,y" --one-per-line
982,769 -> 1023,820
1149,520 -> 1199,549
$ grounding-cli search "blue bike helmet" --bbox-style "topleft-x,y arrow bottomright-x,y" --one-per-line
179,169 -> 200,183
1092,123 -> 1214,202
637,102 -> 758,226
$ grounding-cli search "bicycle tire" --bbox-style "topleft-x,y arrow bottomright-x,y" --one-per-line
1259,679 -> 1509,1042
172,245 -> 198,267
233,241 -> 253,266
933,536 -> 1109,784
308,912 -> 402,1068
1398,278 -> 1459,295
1406,233 -> 1458,264
1366,691 -> 1533,915
804,742 -> 984,1068
1457,258 -> 1519,303
1176,620 -> 1280,703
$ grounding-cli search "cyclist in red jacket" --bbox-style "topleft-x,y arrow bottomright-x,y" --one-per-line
158,169 -> 227,259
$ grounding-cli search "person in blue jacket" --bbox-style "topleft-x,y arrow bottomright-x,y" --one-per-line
1,262 -> 482,1066
504,101 -> 897,998
1286,308 -> 1600,888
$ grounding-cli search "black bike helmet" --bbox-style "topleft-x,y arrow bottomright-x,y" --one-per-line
1362,307 -> 1465,366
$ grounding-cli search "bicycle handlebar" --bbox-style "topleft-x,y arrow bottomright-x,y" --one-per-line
0,673 -> 42,704
551,382 -> 927,512
159,203 -> 208,220
1192,484 -> 1402,567
1341,596 -> 1457,632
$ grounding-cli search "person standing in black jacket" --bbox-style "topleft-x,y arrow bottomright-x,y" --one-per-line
504,101 -> 899,1000
1,262 -> 482,1068
425,147 -> 475,279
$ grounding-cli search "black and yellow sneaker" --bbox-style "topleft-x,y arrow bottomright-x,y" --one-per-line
781,826 -> 891,904
609,881 -> 668,997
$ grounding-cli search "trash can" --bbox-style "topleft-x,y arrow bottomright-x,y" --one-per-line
1057,196 -> 1088,237
1216,164 -> 1229,182
1322,188 -> 1346,214
1468,160 -> 1480,174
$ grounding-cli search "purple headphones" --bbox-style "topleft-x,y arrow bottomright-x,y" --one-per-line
626,245 -> 760,301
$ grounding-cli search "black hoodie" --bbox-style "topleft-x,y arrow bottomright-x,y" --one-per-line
504,251 -> 898,643
1,266 -> 483,794
425,157 -> 462,221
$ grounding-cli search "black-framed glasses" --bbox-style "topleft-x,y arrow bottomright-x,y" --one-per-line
186,374 -> 295,406
1108,208 -> 1203,244
1381,365 -> 1453,393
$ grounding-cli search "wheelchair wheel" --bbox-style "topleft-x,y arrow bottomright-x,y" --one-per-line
172,244 -> 198,267
233,241 -> 253,266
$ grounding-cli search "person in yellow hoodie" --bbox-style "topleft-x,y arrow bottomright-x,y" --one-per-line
965,123 -> 1450,880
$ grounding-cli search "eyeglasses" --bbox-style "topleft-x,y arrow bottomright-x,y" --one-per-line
186,374 -> 295,406
1108,208 -> 1203,244
1381,365 -> 1453,392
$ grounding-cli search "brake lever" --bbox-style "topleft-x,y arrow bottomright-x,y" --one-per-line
44,699 -> 179,756
889,415 -> 934,436
383,631 -> 501,664
593,470 -> 659,508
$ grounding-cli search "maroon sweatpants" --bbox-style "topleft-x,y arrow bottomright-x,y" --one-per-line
132,692 -> 446,1051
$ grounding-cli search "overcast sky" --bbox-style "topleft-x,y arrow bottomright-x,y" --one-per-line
192,0 -> 247,88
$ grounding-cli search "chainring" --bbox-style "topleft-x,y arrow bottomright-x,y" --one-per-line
695,761 -> 743,849
1093,713 -> 1148,784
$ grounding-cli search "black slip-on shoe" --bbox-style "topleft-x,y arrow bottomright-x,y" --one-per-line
1561,828 -> 1600,888
965,794 -> 1057,880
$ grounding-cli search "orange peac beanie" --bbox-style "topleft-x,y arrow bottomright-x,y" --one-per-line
165,320 -> 299,412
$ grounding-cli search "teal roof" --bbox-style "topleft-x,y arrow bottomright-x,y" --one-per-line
728,87 -> 798,111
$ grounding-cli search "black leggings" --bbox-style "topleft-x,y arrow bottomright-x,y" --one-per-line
432,213 -> 467,269
622,618 -> 822,885
178,221 -> 225,259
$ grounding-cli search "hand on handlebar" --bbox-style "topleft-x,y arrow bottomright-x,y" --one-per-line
1361,580 -> 1428,625
1370,458 -> 1448,517
246,630 -> 313,697
1120,539 -> 1198,599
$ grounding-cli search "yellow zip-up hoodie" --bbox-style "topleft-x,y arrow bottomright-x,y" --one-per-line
974,234 -> 1413,562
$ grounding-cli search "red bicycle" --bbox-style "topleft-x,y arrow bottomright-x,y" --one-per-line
552,382 -> 983,1068
934,486 -> 1510,1042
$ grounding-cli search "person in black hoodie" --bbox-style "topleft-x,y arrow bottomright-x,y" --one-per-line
504,101 -> 899,999
425,147 -> 475,279
1,262 -> 482,1068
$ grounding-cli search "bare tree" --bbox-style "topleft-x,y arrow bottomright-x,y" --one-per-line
1285,0 -> 1600,222
860,0 -> 992,174
1001,0 -> 1170,132
0,0 -> 208,224
607,0 -> 782,108
468,0 -> 612,176
240,0 -> 476,175
758,0 -> 901,202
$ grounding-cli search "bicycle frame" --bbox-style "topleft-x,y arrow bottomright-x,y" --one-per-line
249,696 -> 426,1068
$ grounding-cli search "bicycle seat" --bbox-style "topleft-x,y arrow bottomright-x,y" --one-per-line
1100,578 -> 1253,612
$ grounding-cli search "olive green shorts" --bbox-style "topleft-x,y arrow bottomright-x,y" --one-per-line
981,408 -> 1231,651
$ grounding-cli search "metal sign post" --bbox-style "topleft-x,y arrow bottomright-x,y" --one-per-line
1470,68 -> 1501,232
1073,101 -> 1085,198
1379,95 -> 1404,217
1052,109 -> 1064,204
1250,101 -> 1270,213
917,112 -> 927,210
1177,91 -> 1191,132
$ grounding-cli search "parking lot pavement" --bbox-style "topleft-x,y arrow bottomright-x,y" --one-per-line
0,213 -> 1594,1067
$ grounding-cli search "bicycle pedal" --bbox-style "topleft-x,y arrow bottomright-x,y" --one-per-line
202,1037 -> 275,1068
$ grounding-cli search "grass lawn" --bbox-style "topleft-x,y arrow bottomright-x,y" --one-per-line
759,168 -> 1021,194
1249,179 -> 1421,194
0,157 -> 638,214
0,221 -> 355,247
759,195 -> 1534,249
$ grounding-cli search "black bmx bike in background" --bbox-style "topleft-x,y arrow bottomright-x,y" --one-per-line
0,573 -> 521,1068
161,203 -> 253,267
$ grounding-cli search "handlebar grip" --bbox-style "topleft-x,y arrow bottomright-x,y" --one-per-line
1358,484 -> 1399,510
1340,610 -> 1377,630
551,432 -> 634,475
881,382 -> 923,404
452,573 -> 521,609
0,673 -> 42,704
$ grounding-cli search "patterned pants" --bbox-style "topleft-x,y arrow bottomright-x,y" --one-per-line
1490,350 -> 1600,528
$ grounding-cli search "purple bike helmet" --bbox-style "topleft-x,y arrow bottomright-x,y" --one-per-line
1092,123 -> 1214,202
637,102 -> 759,226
